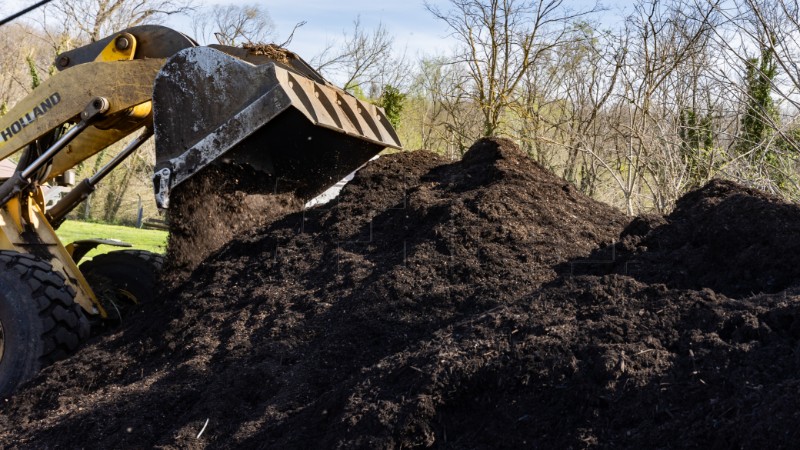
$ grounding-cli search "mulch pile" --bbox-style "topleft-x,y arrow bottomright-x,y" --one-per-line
2,137 -> 800,448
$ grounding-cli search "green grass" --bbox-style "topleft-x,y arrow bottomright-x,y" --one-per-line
56,220 -> 168,261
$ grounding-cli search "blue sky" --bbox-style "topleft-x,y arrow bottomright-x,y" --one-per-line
239,0 -> 459,57
255,0 -> 632,57
2,0 -> 632,58
1,0 -> 463,57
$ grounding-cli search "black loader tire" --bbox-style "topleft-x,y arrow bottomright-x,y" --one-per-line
79,250 -> 164,320
0,251 -> 90,399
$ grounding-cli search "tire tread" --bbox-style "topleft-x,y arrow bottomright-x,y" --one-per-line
0,251 -> 89,368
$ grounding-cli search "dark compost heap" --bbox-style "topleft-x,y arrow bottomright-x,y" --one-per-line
2,137 -> 799,449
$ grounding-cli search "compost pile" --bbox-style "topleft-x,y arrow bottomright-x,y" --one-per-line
2,137 -> 800,448
568,179 -> 800,297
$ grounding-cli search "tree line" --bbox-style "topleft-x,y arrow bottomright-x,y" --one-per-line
402,0 -> 800,215
1,0 -> 798,221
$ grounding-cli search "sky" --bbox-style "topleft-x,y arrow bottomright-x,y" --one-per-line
0,0 -> 465,58
1,0 -> 633,59
218,0 -> 460,57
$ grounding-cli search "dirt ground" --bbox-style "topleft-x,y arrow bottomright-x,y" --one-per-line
1,137 -> 800,448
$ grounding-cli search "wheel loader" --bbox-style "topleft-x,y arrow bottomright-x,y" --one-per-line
0,25 -> 401,398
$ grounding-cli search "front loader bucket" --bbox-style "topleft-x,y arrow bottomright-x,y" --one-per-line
152,46 -> 402,208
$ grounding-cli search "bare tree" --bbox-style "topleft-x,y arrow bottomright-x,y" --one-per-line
424,57 -> 484,156
560,28 -> 623,196
510,21 -> 623,195
47,0 -> 194,43
733,0 -> 800,113
191,3 -> 274,46
709,0 -> 800,197
0,24 -> 39,110
312,17 -> 406,94
426,0 -> 599,137
588,0 -> 720,214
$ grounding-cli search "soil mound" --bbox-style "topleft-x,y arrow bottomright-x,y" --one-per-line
329,275 -> 800,448
0,137 -> 626,448
567,179 -> 800,298
6,139 -> 800,448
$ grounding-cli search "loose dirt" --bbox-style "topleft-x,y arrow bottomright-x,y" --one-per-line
164,162 -> 303,283
1,137 -> 799,448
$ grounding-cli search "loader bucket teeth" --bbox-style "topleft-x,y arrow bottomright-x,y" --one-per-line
152,46 -> 401,208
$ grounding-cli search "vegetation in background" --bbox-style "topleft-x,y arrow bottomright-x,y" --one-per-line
679,107 -> 716,189
378,84 -> 405,128
26,54 -> 40,89
736,43 -> 779,160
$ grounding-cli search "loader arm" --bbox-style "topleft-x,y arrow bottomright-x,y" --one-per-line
0,26 -> 194,315
0,59 -> 160,170
1,26 -> 196,182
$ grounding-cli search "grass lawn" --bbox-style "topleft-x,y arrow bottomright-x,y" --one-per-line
56,220 -> 168,261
